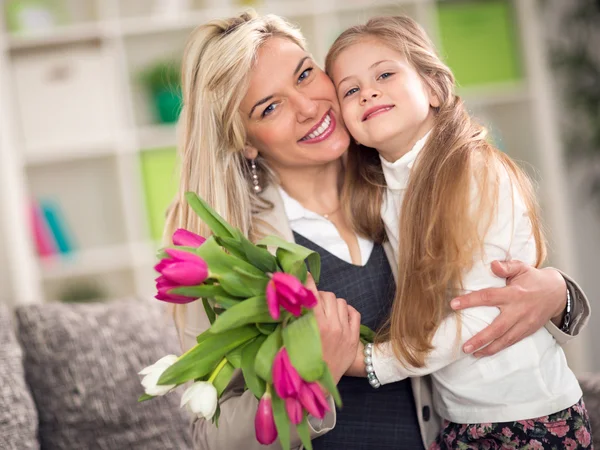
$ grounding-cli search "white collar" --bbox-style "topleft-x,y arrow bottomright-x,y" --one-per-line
380,130 -> 432,190
277,187 -> 323,222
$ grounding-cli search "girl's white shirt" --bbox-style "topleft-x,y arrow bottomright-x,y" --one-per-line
374,131 -> 582,423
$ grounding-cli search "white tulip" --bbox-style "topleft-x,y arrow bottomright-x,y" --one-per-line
138,354 -> 178,396
180,381 -> 218,420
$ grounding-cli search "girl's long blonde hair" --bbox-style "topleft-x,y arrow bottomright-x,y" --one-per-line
164,11 -> 306,325
326,16 -> 546,368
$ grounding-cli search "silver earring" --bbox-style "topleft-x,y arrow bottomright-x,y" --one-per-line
251,159 -> 262,193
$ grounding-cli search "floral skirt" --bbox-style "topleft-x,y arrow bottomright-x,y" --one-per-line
430,398 -> 593,449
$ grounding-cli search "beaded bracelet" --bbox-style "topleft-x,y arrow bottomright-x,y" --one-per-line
364,343 -> 381,389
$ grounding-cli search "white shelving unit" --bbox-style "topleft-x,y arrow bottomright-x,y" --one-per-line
0,0 -> 578,313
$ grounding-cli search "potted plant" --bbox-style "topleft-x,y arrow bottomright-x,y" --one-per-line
138,60 -> 182,124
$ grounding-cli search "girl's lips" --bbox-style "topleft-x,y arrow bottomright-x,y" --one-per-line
298,110 -> 336,144
362,105 -> 395,121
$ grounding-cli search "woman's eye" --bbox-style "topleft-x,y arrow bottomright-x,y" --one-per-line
378,72 -> 393,80
262,103 -> 278,117
298,67 -> 313,83
344,87 -> 359,98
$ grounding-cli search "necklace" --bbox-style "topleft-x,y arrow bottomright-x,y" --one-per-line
322,206 -> 341,220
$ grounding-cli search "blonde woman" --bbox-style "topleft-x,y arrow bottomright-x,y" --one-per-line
166,11 -> 590,450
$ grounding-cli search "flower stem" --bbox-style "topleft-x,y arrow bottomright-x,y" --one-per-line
208,357 -> 228,384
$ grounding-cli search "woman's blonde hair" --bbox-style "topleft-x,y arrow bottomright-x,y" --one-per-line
164,11 -> 305,325
326,16 -> 546,368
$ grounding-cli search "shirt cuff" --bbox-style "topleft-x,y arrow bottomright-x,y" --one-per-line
307,395 -> 336,433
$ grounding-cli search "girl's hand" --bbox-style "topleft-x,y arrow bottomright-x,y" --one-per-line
450,260 -> 567,357
305,275 -> 362,383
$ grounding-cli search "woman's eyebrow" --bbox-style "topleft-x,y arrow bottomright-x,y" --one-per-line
248,56 -> 310,118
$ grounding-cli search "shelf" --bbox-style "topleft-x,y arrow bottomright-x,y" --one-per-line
38,244 -> 133,280
459,82 -> 531,109
24,138 -> 119,166
6,22 -> 108,51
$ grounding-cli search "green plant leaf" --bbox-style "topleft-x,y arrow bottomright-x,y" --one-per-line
255,325 -> 283,382
211,295 -> 278,334
276,248 -> 309,283
213,403 -> 221,428
241,335 -> 267,398
159,326 -> 260,385
215,236 -> 247,260
257,236 -> 321,283
170,284 -> 238,300
202,299 -> 216,325
297,414 -> 313,450
271,389 -> 291,450
256,323 -> 278,335
137,393 -> 154,402
185,191 -> 237,238
359,324 -> 375,343
213,361 -> 235,397
240,236 -> 279,273
319,366 -> 342,408
226,337 -> 256,369
214,295 -> 244,309
282,312 -> 324,382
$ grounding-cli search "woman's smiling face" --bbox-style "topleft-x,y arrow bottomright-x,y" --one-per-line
240,37 -> 350,170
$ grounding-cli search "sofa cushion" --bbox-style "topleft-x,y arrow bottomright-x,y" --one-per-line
16,298 -> 192,450
0,304 -> 39,450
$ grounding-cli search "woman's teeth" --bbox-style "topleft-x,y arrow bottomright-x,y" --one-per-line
304,114 -> 331,140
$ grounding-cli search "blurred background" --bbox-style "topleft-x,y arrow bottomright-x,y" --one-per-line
0,0 -> 598,373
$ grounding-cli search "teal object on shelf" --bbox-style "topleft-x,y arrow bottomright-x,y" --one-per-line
39,198 -> 75,255
154,88 -> 182,124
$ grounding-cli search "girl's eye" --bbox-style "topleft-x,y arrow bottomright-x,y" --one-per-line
344,87 -> 359,98
298,67 -> 313,83
378,72 -> 393,80
262,103 -> 278,117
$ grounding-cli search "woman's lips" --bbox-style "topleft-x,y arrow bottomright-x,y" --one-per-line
299,110 -> 336,144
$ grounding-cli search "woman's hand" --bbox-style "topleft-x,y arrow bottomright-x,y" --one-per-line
450,260 -> 567,357
306,275 -> 361,384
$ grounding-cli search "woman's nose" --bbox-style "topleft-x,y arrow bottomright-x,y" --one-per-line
295,93 -> 319,122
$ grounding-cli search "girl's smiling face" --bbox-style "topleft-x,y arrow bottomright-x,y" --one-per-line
330,37 -> 439,161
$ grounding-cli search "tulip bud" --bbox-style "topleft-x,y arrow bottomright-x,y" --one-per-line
255,392 -> 278,445
173,228 -> 206,247
285,397 -> 303,425
298,382 -> 330,420
138,355 -> 178,396
266,272 -> 318,320
272,348 -> 302,399
156,248 -> 208,286
180,381 -> 218,421
155,276 -> 198,304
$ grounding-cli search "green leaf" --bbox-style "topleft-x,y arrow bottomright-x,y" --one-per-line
241,335 -> 267,398
170,284 -> 238,300
255,325 -> 283,382
213,403 -> 221,428
195,328 -> 214,344
214,295 -> 244,309
271,389 -> 291,450
211,295 -> 278,334
202,299 -> 216,325
359,324 -> 376,343
137,393 -> 154,402
240,236 -> 279,273
159,326 -> 260,385
257,235 -> 321,283
256,322 -> 278,335
213,361 -> 236,397
319,366 -> 342,408
185,191 -> 237,238
215,236 -> 247,260
226,338 -> 256,369
282,312 -> 324,382
276,248 -> 309,283
297,414 -> 313,450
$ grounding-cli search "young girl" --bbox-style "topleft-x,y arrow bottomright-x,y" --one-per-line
325,15 -> 592,449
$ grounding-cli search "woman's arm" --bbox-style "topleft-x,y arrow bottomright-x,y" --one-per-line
449,261 -> 591,357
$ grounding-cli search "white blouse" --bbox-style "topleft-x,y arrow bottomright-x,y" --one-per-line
373,132 -> 582,423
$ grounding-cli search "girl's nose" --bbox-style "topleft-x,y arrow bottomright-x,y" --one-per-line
360,90 -> 381,105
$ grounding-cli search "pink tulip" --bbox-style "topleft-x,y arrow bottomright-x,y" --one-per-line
255,393 -> 278,445
285,397 -> 303,425
266,272 -> 318,320
173,228 -> 206,247
155,276 -> 198,304
298,382 -> 330,420
155,248 -> 208,286
272,348 -> 302,399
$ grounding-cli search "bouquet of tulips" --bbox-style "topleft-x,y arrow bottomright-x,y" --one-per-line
138,192 -> 374,449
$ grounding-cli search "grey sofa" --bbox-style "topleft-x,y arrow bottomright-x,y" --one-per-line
0,298 -> 193,450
